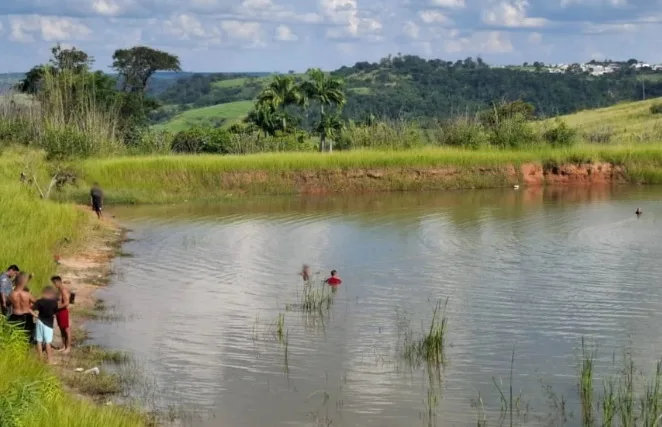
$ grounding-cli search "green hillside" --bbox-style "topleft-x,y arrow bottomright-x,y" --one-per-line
154,100 -> 253,132
153,56 -> 662,133
549,97 -> 662,143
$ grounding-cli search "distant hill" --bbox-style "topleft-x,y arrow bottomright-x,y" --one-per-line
153,56 -> 662,131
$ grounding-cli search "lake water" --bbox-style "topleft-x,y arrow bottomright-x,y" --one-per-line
90,186 -> 662,426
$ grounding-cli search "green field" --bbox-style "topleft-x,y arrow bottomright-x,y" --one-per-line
550,97 -> 662,143
155,100 -> 254,132
210,77 -> 252,88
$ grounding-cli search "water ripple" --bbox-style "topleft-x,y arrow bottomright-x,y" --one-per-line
90,189 -> 662,427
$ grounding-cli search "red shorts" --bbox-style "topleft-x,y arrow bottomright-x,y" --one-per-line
55,309 -> 70,329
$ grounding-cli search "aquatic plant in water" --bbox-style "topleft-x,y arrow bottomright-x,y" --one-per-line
401,298 -> 449,368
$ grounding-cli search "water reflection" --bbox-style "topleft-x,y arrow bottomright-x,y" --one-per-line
90,186 -> 662,426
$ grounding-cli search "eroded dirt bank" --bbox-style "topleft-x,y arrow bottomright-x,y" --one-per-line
216,162 -> 629,195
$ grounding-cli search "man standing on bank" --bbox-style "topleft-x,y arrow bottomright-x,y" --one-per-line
0,264 -> 20,316
90,182 -> 104,219
52,276 -> 71,354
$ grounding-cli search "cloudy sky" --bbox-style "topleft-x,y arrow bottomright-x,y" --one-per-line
0,0 -> 660,73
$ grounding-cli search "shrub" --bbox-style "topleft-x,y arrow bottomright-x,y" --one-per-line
650,103 -> 662,114
489,115 -> 541,149
430,117 -> 488,149
39,125 -> 96,160
543,119 -> 576,147
128,128 -> 174,155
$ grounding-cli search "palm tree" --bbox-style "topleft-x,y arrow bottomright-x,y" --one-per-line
245,102 -> 278,137
256,75 -> 303,133
315,112 -> 346,153
299,68 -> 346,152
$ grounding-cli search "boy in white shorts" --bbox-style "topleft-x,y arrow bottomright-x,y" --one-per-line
32,286 -> 65,364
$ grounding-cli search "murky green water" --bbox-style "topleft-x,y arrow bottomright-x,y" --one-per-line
91,186 -> 662,426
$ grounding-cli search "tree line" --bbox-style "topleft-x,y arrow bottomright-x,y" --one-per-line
15,43 -> 180,142
155,54 -> 662,126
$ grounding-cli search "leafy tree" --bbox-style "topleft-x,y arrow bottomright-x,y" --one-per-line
257,75 -> 303,133
16,66 -> 45,94
314,112 -> 345,153
299,68 -> 346,151
50,44 -> 93,72
16,44 -> 93,94
112,46 -> 181,93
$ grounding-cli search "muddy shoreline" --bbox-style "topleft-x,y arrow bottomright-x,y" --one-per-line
50,208 -> 130,402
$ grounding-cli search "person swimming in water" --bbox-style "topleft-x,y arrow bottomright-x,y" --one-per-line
325,270 -> 342,286
300,264 -> 311,283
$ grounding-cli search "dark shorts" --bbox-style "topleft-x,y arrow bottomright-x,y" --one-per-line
56,309 -> 70,329
93,202 -> 102,212
8,313 -> 35,339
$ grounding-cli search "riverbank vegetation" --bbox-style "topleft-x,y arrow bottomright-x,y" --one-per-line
0,152 -> 149,426
5,43 -> 662,162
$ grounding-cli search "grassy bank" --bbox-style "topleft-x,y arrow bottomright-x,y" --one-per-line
73,144 -> 662,204
0,151 -> 147,427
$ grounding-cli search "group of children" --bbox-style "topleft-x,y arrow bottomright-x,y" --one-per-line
0,265 -> 72,364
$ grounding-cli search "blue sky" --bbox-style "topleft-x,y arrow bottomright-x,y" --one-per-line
0,0 -> 660,73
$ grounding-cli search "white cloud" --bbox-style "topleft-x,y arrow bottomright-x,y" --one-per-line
163,14 -> 206,39
528,32 -> 542,43
560,0 -> 627,7
319,0 -> 382,39
220,20 -> 263,46
482,0 -> 548,28
91,0 -> 121,16
9,15 -> 92,43
582,22 -> 637,34
444,30 -> 513,53
418,10 -> 452,24
402,20 -> 420,39
275,24 -> 298,41
429,0 -> 465,8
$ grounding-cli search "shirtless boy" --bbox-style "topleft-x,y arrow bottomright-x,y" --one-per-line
8,273 -> 36,340
52,276 -> 71,353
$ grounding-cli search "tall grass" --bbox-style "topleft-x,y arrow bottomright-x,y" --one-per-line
575,342 -> 662,427
0,317 -> 147,427
0,150 -> 88,290
71,144 -> 662,204
0,70 -> 122,159
402,299 -> 449,368
0,151 -> 147,427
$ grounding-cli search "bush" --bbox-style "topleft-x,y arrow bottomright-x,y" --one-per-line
543,119 -> 576,147
650,103 -> 662,114
39,125 -> 96,160
430,117 -> 488,149
489,115 -> 541,149
171,127 -> 234,154
128,128 -> 174,155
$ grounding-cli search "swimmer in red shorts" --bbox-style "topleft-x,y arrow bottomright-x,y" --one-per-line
325,270 -> 342,286
52,276 -> 71,354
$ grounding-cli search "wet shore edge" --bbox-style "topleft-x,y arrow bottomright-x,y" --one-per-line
50,208 -> 140,409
